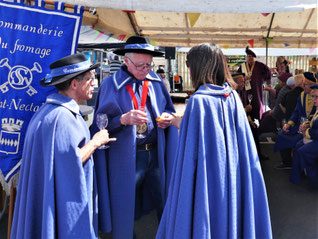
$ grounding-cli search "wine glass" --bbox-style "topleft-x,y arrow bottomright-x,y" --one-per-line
298,116 -> 308,134
96,113 -> 110,149
277,119 -> 286,132
136,106 -> 147,139
248,94 -> 253,104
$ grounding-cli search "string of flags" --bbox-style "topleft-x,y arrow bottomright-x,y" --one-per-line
90,26 -> 315,52
92,25 -> 130,42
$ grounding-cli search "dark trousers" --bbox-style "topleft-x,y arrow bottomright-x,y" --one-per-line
259,111 -> 277,135
135,148 -> 163,221
280,148 -> 293,166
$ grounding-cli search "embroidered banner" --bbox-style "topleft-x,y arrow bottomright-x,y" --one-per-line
0,0 -> 84,194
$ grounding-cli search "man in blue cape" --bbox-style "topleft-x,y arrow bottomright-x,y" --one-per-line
90,36 -> 178,239
11,54 -> 114,239
274,72 -> 317,169
156,42 -> 272,239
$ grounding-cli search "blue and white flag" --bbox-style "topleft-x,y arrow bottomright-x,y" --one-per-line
0,0 -> 84,194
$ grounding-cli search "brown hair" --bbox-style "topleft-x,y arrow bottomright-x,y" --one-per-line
186,43 -> 236,91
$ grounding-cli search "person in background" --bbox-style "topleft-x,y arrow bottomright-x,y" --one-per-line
264,72 -> 292,105
276,56 -> 291,74
295,69 -> 305,75
102,58 -> 111,79
291,84 -> 318,188
280,74 -> 305,120
109,55 -> 122,75
258,72 -> 293,135
90,36 -> 178,239
238,46 -> 272,121
156,43 -> 272,239
156,67 -> 171,92
11,53 -> 115,239
232,73 -> 268,160
274,72 -> 317,169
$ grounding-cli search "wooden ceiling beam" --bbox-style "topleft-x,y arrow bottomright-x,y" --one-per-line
126,12 -> 142,36
148,34 -> 317,41
184,13 -> 191,46
300,8 -> 315,37
139,26 -> 317,34
150,38 -> 315,48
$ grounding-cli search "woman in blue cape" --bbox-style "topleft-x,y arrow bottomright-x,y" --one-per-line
156,43 -> 272,239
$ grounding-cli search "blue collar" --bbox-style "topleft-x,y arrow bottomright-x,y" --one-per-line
195,83 -> 233,96
46,93 -> 80,115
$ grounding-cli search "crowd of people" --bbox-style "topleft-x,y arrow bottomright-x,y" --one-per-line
9,35 -> 318,239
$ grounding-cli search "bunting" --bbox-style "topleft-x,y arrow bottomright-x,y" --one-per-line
247,39 -> 254,48
118,34 -> 127,41
223,45 -> 230,50
106,33 -> 114,42
187,13 -> 201,27
266,37 -> 273,43
95,30 -> 104,40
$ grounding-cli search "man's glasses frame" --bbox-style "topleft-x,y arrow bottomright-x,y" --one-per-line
126,57 -> 155,71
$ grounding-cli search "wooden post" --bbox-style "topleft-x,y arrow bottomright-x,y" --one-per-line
7,186 -> 16,239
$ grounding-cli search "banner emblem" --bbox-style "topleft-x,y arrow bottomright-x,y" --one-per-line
0,118 -> 23,155
0,58 -> 42,96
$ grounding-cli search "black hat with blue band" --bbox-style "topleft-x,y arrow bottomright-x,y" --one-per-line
40,53 -> 100,87
113,36 -> 164,57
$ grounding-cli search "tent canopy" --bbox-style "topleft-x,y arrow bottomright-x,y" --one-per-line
77,0 -> 317,48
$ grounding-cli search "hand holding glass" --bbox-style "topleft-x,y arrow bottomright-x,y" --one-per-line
277,119 -> 286,132
298,117 -> 308,134
248,94 -> 253,104
136,106 -> 147,139
96,113 -> 110,149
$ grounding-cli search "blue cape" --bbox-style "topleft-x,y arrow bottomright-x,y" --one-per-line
156,83 -> 272,239
11,94 -> 98,239
90,67 -> 178,238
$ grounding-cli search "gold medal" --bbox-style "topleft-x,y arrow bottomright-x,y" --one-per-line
136,123 -> 147,134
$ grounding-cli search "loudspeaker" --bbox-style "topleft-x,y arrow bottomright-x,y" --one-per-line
165,47 -> 176,59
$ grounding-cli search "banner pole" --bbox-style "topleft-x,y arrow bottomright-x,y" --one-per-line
7,186 -> 16,239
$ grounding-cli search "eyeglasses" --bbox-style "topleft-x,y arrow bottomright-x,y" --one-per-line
126,57 -> 155,71
311,95 -> 318,99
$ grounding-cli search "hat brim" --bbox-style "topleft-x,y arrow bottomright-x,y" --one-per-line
113,48 -> 164,57
40,63 -> 100,87
310,84 -> 318,90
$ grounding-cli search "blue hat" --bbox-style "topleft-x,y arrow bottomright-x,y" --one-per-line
303,72 -> 318,83
113,36 -> 164,57
310,84 -> 318,90
40,53 -> 100,86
